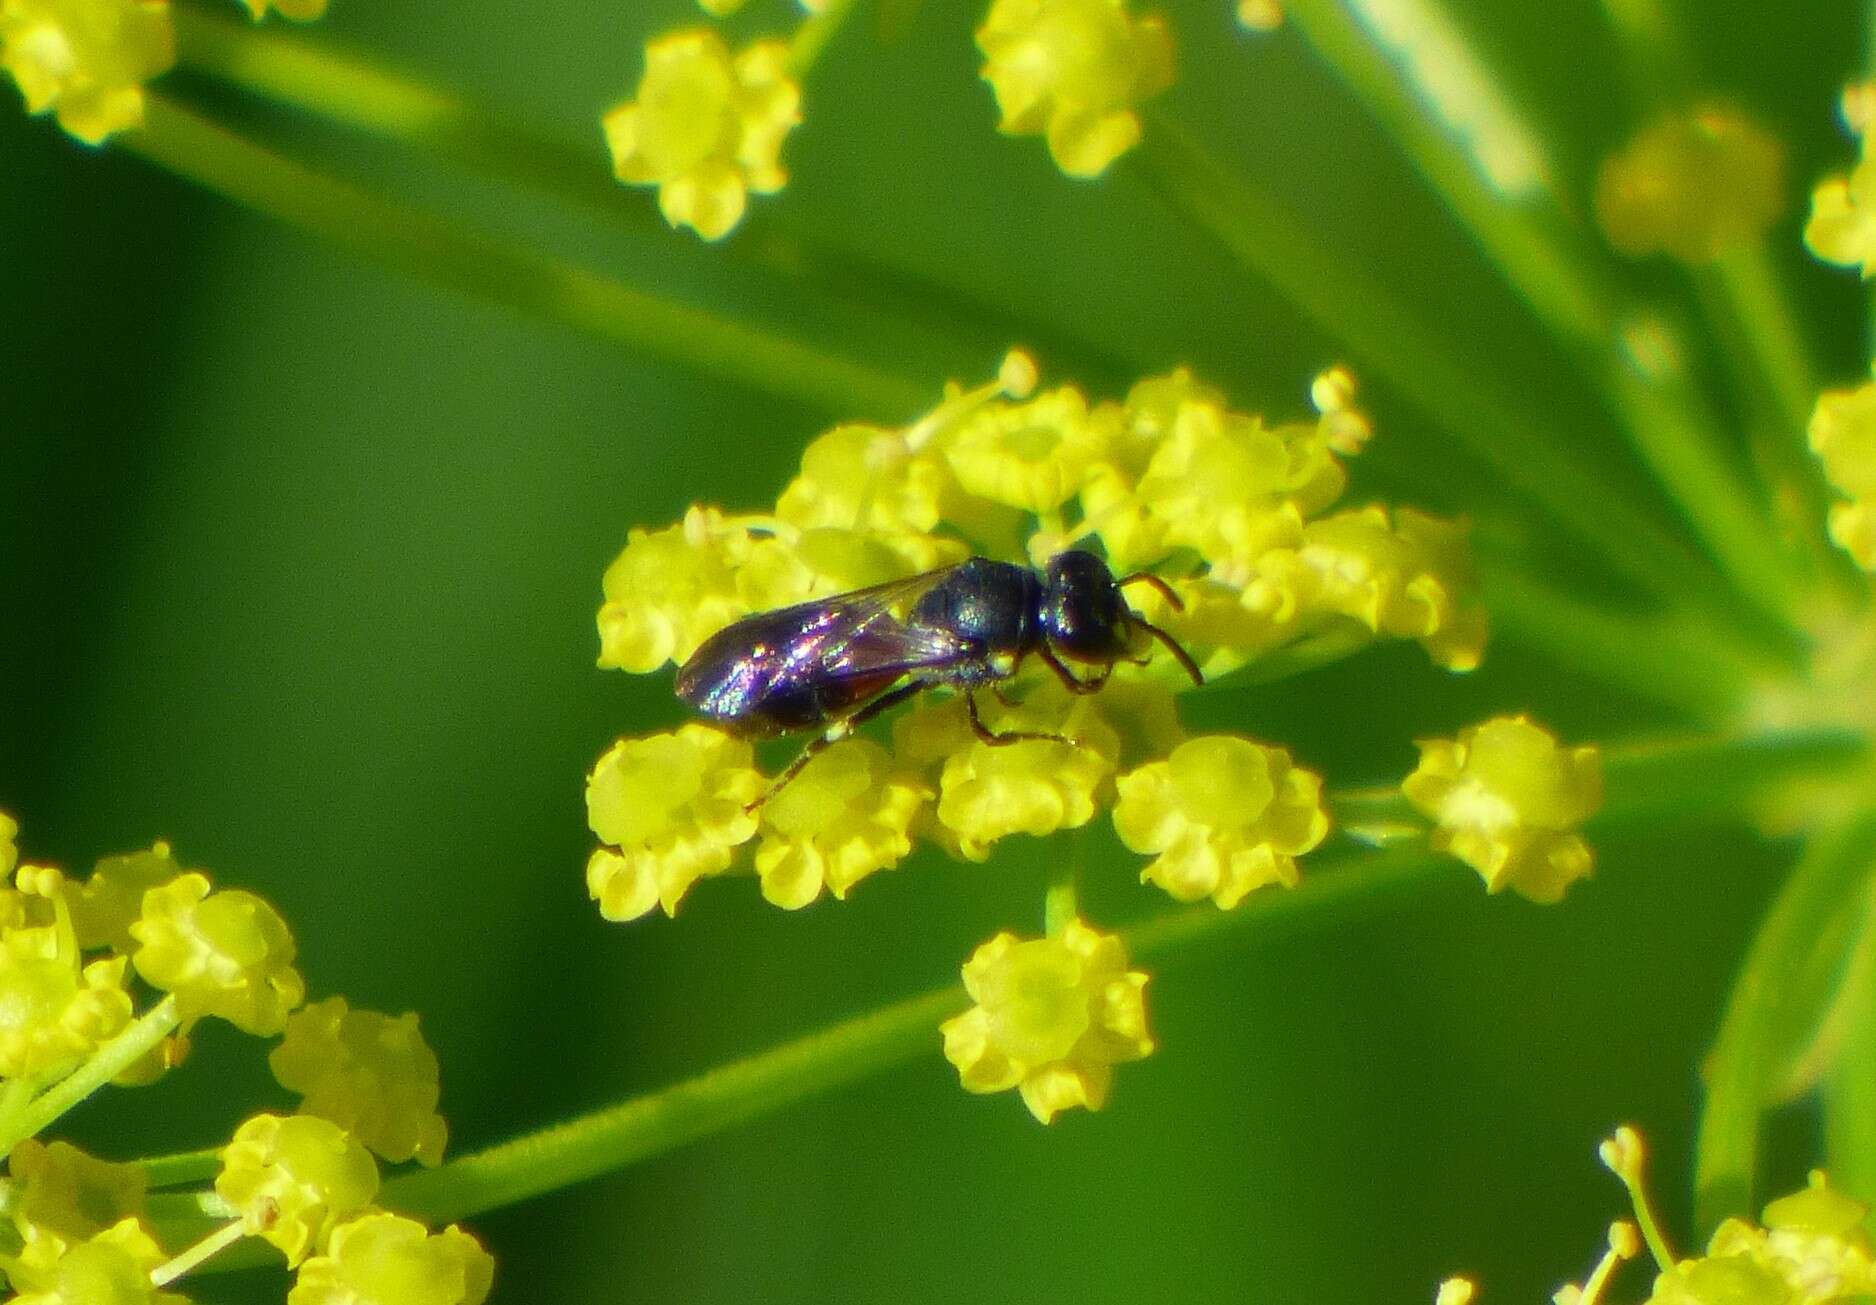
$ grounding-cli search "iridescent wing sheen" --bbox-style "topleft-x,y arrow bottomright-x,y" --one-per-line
674,568 -> 972,727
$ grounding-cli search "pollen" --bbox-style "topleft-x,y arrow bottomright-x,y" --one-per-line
0,0 -> 175,144
754,741 -> 929,908
1401,715 -> 1602,903
975,0 -> 1175,178
585,724 -> 765,919
1595,103 -> 1785,264
601,28 -> 801,241
1112,734 -> 1328,908
940,919 -> 1153,1123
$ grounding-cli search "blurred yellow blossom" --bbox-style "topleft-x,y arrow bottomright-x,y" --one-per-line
697,0 -> 746,14
1112,734 -> 1327,907
217,1113 -> 380,1266
1595,104 -> 1785,264
271,996 -> 448,1167
288,1210 -> 494,1305
1843,81 -> 1876,139
601,28 -> 800,240
240,0 -> 326,20
1809,371 -> 1876,570
0,0 -> 174,144
6,1139 -> 147,1242
1402,715 -> 1602,902
975,0 -> 1174,178
1434,1281 -> 1475,1305
1807,145 -> 1876,278
753,741 -> 928,908
1,811 -> 16,877
1235,0 -> 1282,31
585,724 -> 765,919
940,920 -> 1152,1122
128,873 -> 305,1034
0,1217 -> 183,1305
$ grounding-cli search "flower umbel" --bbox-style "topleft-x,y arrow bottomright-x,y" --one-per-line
270,996 -> 449,1167
601,28 -> 801,240
975,0 -> 1175,177
287,1211 -> 494,1305
1402,715 -> 1602,902
216,1113 -> 380,1266
129,873 -> 306,1034
0,0 -> 174,143
940,920 -> 1152,1123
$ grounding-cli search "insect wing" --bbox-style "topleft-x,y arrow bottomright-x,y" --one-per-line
675,569 -> 967,725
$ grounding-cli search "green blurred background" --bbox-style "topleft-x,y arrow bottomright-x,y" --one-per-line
1,0 -> 1868,1299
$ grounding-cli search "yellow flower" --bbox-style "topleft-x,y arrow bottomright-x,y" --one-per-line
0,0 -> 174,144
585,724 -> 765,920
240,0 -> 325,19
217,1113 -> 380,1266
1807,148 -> 1876,278
596,506 -> 766,673
976,0 -> 1174,178
0,902 -> 134,1079
601,28 -> 800,241
1595,104 -> 1785,263
0,811 -> 16,878
6,1139 -> 147,1242
0,1217 -> 183,1305
1706,1171 -> 1876,1301
943,386 -> 1117,514
69,841 -> 184,953
288,1210 -> 494,1305
753,741 -> 928,908
940,920 -> 1152,1123
128,873 -> 306,1034
1235,0 -> 1281,31
1246,505 -> 1488,672
1112,734 -> 1328,908
894,684 -> 1119,862
775,423 -> 951,536
1809,373 -> 1876,570
270,996 -> 449,1167
1402,715 -> 1602,902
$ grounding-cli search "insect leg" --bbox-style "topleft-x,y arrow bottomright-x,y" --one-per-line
1117,571 -> 1186,612
746,678 -> 931,812
964,690 -> 1075,748
1038,643 -> 1107,695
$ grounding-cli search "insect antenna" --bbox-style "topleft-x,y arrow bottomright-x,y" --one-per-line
1117,571 -> 1185,612
1132,616 -> 1204,686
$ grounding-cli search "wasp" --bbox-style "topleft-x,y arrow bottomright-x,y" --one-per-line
675,549 -> 1203,807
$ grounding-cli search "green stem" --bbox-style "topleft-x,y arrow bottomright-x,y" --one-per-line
0,997 -> 180,1156
1281,0 -> 1804,631
1129,111 -> 1757,639
1693,809 -> 1876,1232
1824,908 -> 1876,1211
139,1147 -> 224,1189
787,0 -> 862,78
1043,834 -> 1083,936
380,847 -> 1446,1225
123,95 -> 931,419
1596,728 -> 1868,827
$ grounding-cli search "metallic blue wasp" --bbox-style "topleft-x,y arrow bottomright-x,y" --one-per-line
675,549 -> 1203,807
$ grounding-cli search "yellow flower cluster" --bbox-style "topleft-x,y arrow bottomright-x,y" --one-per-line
0,0 -> 174,144
1401,715 -> 1603,902
1807,87 -> 1876,277
1595,104 -> 1785,264
0,815 -> 483,1302
975,0 -> 1174,177
940,920 -> 1152,1122
602,28 -> 801,241
241,0 -> 325,18
589,356 -> 1476,920
1808,368 -> 1876,570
